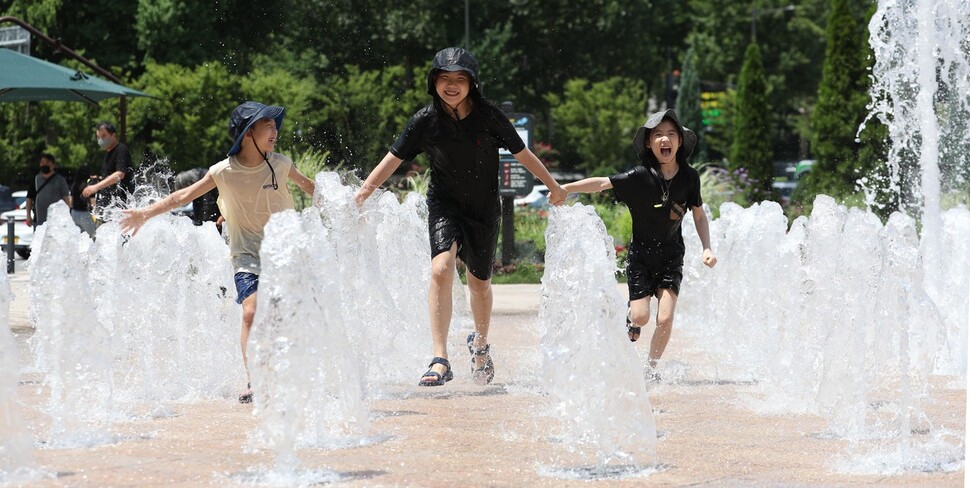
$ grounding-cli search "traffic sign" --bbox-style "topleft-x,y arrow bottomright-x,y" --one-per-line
498,114 -> 534,197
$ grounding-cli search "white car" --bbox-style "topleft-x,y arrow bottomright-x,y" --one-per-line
1,191 -> 32,259
513,185 -> 549,207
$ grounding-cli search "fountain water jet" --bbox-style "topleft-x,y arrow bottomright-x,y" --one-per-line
537,204 -> 657,478
0,271 -> 38,482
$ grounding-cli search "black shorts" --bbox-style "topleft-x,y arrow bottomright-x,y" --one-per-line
427,198 -> 500,281
626,245 -> 684,300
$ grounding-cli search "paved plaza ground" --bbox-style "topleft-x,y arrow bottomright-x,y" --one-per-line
4,272 -> 965,487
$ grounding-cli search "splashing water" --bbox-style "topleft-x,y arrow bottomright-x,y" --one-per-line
0,271 -> 39,482
677,197 -> 969,472
867,0 -> 970,322
26,201 -> 241,447
247,208 -> 365,475
537,204 -> 657,477
246,172 -> 456,475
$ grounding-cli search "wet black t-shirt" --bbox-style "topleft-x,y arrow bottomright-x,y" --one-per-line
609,164 -> 702,255
99,142 -> 134,207
390,103 -> 525,218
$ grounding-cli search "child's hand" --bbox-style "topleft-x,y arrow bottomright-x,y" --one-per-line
547,184 -> 568,206
119,209 -> 147,236
353,189 -> 367,207
702,249 -> 717,268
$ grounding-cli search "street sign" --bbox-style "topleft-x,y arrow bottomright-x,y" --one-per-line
498,115 -> 534,197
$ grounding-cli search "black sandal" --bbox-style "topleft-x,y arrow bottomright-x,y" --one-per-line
626,314 -> 641,342
239,383 -> 253,404
418,357 -> 454,387
466,333 -> 495,385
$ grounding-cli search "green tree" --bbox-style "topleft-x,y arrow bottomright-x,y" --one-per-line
687,0 -> 828,161
128,61 -> 239,170
546,77 -> 645,176
316,64 -> 428,170
127,61 -> 319,173
675,47 -> 707,163
731,43 -> 774,202
800,0 -> 872,201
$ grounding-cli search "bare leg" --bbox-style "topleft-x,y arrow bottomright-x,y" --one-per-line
239,292 -> 257,399
649,288 -> 678,367
466,272 -> 493,369
628,296 -> 651,342
425,243 -> 458,378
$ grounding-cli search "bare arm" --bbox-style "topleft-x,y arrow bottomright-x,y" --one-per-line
354,152 -> 404,206
24,198 -> 34,227
513,149 -> 567,205
691,206 -> 717,268
82,170 -> 125,198
120,173 -> 217,236
563,176 -> 613,194
288,165 -> 315,196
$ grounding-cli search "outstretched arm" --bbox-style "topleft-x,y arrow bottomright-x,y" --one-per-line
82,170 -> 125,198
354,152 -> 404,206
563,177 -> 613,194
513,149 -> 567,205
288,165 -> 315,196
691,206 -> 717,268
120,173 -> 217,236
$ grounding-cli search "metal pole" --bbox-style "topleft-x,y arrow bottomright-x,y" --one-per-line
751,8 -> 758,43
464,0 -> 470,49
501,196 -> 514,266
6,217 -> 14,274
500,99 -> 514,266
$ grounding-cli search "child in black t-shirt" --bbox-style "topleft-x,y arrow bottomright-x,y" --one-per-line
563,109 -> 717,372
354,47 -> 567,387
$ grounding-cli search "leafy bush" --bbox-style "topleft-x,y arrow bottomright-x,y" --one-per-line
545,77 -> 645,175
289,148 -> 331,211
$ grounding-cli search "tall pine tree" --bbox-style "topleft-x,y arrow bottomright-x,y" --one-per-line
675,47 -> 707,164
731,42 -> 774,203
802,0 -> 873,202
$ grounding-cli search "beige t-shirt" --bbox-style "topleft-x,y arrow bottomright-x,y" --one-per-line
209,153 -> 294,274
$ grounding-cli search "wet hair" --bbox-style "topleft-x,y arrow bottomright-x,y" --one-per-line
96,121 -> 117,134
40,153 -> 56,164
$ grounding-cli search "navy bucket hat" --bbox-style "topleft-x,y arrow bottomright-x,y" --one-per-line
227,101 -> 285,156
426,47 -> 481,96
632,109 -> 697,165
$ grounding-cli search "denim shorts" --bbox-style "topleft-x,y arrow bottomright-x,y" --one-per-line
233,272 -> 259,304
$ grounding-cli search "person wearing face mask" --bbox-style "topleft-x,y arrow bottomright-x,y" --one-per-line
24,153 -> 71,228
82,121 -> 134,213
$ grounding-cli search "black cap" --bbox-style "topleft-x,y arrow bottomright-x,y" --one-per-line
227,101 -> 285,156
426,47 -> 481,96
632,109 -> 697,165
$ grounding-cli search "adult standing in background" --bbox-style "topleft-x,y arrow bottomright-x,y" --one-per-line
24,153 -> 71,228
70,170 -> 99,237
82,122 -> 134,212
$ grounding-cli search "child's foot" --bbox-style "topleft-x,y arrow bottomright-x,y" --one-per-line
626,314 -> 641,342
467,333 -> 495,385
238,383 -> 253,404
418,357 -> 453,386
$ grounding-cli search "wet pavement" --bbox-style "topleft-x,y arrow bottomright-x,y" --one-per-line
4,271 -> 965,487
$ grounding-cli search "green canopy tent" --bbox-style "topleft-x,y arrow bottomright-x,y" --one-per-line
0,16 -> 151,141
0,48 -> 150,104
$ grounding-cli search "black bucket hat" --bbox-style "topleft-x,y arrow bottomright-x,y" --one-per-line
227,101 -> 285,156
632,109 -> 697,165
426,47 -> 481,96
